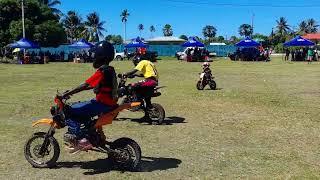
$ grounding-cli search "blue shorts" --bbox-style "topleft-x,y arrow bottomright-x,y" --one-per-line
66,99 -> 114,136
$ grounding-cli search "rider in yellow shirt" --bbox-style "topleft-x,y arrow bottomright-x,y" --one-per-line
124,56 -> 159,120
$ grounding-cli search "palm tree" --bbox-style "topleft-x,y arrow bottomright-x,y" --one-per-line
120,9 -> 130,42
202,25 -> 217,42
276,17 -> 290,35
150,25 -> 156,37
138,24 -> 144,37
83,12 -> 106,42
163,24 -> 173,36
306,18 -> 318,33
238,24 -> 253,37
62,11 -> 83,42
298,21 -> 308,34
38,0 -> 62,16
179,35 -> 188,40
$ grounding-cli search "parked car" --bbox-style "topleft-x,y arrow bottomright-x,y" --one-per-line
175,47 -> 216,60
114,50 -> 126,61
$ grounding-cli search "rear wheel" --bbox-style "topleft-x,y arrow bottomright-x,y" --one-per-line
109,138 -> 141,171
116,55 -> 123,61
24,132 -> 60,168
196,81 -> 204,90
147,103 -> 165,125
209,80 -> 217,90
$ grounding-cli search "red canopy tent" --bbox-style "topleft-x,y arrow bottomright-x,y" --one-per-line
302,33 -> 320,40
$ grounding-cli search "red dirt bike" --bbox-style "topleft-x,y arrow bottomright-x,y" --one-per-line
24,92 -> 142,171
117,74 -> 165,125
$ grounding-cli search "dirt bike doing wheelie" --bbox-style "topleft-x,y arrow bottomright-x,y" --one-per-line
196,70 -> 217,90
24,92 -> 142,171
117,74 -> 165,125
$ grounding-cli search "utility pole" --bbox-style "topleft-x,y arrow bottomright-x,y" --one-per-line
251,13 -> 255,38
21,0 -> 25,38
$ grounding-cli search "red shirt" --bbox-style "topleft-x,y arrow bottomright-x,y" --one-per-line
85,69 -> 117,106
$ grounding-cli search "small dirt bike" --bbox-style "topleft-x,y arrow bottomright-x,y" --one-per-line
24,93 -> 142,171
117,74 -> 165,125
196,70 -> 217,90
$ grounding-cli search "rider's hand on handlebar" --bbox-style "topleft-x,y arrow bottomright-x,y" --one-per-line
128,74 -> 136,79
61,90 -> 71,100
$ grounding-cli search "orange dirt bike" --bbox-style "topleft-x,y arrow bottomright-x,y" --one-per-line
24,92 -> 142,170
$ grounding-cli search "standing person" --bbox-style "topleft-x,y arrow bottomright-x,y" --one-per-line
307,48 -> 314,64
285,48 -> 290,61
291,50 -> 295,61
186,48 -> 192,62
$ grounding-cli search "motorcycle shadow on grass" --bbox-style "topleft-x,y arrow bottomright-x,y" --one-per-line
56,156 -> 182,175
117,116 -> 186,125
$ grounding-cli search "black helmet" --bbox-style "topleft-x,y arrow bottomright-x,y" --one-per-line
91,41 -> 115,68
132,53 -> 141,66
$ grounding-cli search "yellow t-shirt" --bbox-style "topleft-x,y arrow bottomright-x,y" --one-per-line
134,60 -> 159,80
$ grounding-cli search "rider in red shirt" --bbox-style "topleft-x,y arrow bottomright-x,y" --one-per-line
62,41 -> 118,152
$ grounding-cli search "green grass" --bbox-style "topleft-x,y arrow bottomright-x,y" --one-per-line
1,57 -> 320,179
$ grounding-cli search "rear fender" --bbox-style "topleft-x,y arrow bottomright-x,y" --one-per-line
32,118 -> 59,128
95,102 -> 141,128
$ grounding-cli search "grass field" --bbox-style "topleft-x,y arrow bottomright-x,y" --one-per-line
1,57 -> 320,179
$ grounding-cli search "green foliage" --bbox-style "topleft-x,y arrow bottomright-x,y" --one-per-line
33,20 -> 66,47
83,12 -> 106,42
163,24 -> 173,36
202,25 -> 217,42
276,17 -> 290,35
0,0 -> 66,48
62,11 -> 83,42
120,9 -> 129,22
179,35 -> 188,40
150,25 -> 155,33
9,19 -> 34,40
239,24 -> 253,37
216,35 -> 225,42
274,43 -> 284,53
105,34 -> 123,45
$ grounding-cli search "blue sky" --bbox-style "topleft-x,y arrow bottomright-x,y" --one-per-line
59,0 -> 320,40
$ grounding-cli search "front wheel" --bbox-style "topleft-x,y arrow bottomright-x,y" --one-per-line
209,80 -> 217,90
109,138 -> 142,171
148,103 -> 165,125
24,132 -> 60,168
196,81 -> 204,90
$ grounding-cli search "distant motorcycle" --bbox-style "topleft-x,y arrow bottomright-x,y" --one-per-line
117,74 -> 165,125
196,70 -> 216,90
24,92 -> 142,171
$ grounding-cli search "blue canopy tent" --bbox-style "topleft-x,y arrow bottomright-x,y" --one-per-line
235,37 -> 261,47
69,39 -> 94,49
9,38 -> 39,49
125,37 -> 148,48
182,37 -> 204,47
283,36 -> 315,47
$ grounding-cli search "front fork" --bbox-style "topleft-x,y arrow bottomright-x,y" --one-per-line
39,125 -> 56,155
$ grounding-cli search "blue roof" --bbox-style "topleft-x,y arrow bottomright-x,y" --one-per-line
69,39 -> 94,49
182,37 -> 204,47
235,37 -> 261,47
125,37 -> 148,48
283,36 -> 315,47
9,38 -> 39,49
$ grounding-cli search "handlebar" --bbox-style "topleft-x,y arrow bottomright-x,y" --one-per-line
118,74 -> 136,79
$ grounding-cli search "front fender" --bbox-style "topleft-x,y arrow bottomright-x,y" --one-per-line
32,118 -> 59,128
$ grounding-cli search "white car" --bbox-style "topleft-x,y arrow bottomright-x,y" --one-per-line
175,47 -> 216,60
114,50 -> 126,60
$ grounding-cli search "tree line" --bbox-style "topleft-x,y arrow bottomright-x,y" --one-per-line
0,1 -> 319,50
